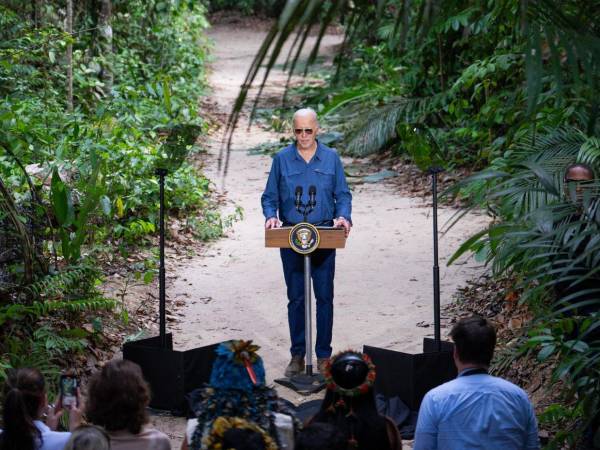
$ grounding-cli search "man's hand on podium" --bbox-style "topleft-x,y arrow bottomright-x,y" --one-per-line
265,217 -> 283,229
333,217 -> 351,237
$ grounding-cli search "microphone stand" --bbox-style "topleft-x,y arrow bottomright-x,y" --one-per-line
276,186 -> 326,392
360,167 -> 457,414
156,168 -> 168,349
428,167 -> 443,351
296,188 -> 316,376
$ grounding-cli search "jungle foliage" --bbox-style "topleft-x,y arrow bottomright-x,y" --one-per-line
203,0 -> 286,16
0,0 -> 217,390
229,0 -> 600,446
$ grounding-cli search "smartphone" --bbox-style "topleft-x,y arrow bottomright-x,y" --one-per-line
59,373 -> 78,408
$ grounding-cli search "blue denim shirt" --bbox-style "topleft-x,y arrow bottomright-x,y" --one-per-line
414,371 -> 540,450
261,141 -> 352,225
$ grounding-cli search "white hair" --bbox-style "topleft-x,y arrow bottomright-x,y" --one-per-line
64,426 -> 110,450
293,107 -> 319,126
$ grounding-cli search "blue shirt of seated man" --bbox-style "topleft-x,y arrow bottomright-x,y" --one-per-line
414,316 -> 540,450
414,369 -> 540,450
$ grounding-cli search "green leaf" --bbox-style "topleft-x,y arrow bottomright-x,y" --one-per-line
538,344 -> 556,361
528,335 -> 555,343
143,271 -> 155,284
447,228 -> 488,266
51,168 -> 74,227
525,25 -> 543,115
564,340 -> 589,353
162,78 -> 173,117
92,317 -> 103,333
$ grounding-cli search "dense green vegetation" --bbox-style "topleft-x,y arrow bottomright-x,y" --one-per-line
1,0 -> 599,444
204,0 -> 285,16
230,0 -> 600,446
0,1 -> 219,390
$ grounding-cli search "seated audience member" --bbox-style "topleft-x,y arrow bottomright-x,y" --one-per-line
414,316 -> 540,450
86,359 -> 171,450
309,351 -> 402,450
181,340 -> 295,450
0,367 -> 82,450
295,422 -> 346,450
64,425 -> 110,450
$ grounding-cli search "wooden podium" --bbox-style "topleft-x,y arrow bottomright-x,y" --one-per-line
265,227 -> 346,249
266,225 -> 346,394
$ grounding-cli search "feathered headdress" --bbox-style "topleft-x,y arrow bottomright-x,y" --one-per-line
189,340 -> 277,450
209,340 -> 266,391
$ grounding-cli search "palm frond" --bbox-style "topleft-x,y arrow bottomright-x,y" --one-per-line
344,95 -> 444,157
222,0 -> 399,174
524,0 -> 600,118
345,101 -> 404,157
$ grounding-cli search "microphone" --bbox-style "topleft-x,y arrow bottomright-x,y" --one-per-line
308,185 -> 316,207
295,186 -> 303,209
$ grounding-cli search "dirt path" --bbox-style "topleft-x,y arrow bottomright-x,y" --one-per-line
154,21 -> 489,447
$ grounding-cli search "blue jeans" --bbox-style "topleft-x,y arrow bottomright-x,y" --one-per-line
280,248 -> 335,359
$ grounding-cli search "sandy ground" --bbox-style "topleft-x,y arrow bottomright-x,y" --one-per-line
152,22 -> 489,448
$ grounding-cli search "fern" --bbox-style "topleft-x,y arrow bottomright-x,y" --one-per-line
34,325 -> 88,355
33,297 -> 116,315
524,0 -> 600,122
23,265 -> 99,300
345,95 -> 445,157
345,101 -> 404,157
451,127 -> 600,299
0,297 -> 116,327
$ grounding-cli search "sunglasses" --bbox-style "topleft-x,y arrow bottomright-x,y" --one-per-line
564,178 -> 593,183
294,128 -> 314,136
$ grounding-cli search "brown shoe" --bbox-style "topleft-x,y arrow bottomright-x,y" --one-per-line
317,357 -> 330,375
285,355 -> 305,377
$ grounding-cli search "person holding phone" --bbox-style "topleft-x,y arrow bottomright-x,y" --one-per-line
0,367 -> 83,450
60,371 -> 79,410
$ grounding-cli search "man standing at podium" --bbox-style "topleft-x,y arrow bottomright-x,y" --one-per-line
261,107 -> 352,377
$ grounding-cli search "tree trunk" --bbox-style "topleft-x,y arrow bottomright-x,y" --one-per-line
418,0 -> 434,43
0,176 -> 34,284
32,0 -> 43,27
66,0 -> 73,111
98,0 -> 113,96
398,0 -> 411,53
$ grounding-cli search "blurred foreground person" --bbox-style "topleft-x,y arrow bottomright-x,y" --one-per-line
182,340 -> 295,450
64,425 -> 110,450
295,422 -> 346,450
309,350 -> 402,450
86,359 -> 170,450
414,316 -> 539,450
197,416 -> 277,450
0,367 -> 82,450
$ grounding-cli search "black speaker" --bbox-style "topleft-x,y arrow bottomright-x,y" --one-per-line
364,338 -> 456,412
123,334 -> 220,415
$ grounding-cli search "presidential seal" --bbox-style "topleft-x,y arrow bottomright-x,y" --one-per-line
289,222 -> 320,255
